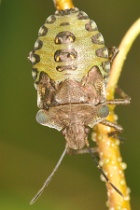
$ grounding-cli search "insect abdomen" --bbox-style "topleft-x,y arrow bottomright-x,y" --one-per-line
29,8 -> 110,84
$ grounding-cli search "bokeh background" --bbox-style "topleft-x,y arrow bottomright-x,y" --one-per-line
0,0 -> 140,209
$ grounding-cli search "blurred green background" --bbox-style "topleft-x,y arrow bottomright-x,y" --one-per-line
0,0 -> 140,209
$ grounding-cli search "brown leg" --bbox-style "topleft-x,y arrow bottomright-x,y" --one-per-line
100,119 -> 123,132
108,131 -> 125,141
85,141 -> 124,197
107,86 -> 131,105
108,46 -> 119,63
67,147 -> 98,155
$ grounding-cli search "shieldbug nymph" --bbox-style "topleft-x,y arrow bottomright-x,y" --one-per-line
28,7 -> 130,204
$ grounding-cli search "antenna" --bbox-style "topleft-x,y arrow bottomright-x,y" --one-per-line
86,144 -> 124,197
30,144 -> 68,205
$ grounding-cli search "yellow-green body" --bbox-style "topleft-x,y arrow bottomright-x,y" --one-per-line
31,8 -> 109,84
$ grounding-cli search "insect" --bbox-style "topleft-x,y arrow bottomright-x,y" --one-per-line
28,7 -> 130,204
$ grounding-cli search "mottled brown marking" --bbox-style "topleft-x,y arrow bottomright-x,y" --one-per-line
55,8 -> 79,16
54,31 -> 75,44
56,65 -> 77,72
102,61 -> 110,73
60,22 -> 70,26
91,33 -> 104,45
77,11 -> 89,20
34,39 -> 43,50
46,15 -> 56,24
96,47 -> 108,58
85,20 -> 98,31
28,52 -> 40,65
32,68 -> 38,80
36,103 -> 109,149
54,49 -> 77,62
38,25 -> 48,36
36,72 -> 57,109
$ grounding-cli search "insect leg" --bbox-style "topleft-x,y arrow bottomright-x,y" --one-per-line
100,119 -> 123,132
30,144 -> 68,205
108,46 -> 119,63
107,86 -> 131,105
67,147 -> 98,155
99,120 -> 124,141
85,141 -> 124,197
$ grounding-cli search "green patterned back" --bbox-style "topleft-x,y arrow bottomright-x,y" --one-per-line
29,8 -> 110,85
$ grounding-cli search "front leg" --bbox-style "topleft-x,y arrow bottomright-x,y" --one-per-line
106,86 -> 131,105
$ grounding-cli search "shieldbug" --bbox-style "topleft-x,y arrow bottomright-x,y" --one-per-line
28,7 -> 130,204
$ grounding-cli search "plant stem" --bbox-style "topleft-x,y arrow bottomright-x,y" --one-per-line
96,18 -> 140,209
107,18 -> 140,99
53,0 -> 74,10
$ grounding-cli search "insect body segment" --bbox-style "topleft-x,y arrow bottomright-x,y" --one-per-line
29,7 -> 110,85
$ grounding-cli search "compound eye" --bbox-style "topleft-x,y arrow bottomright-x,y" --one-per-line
36,110 -> 50,125
98,105 -> 109,118
36,109 -> 64,131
